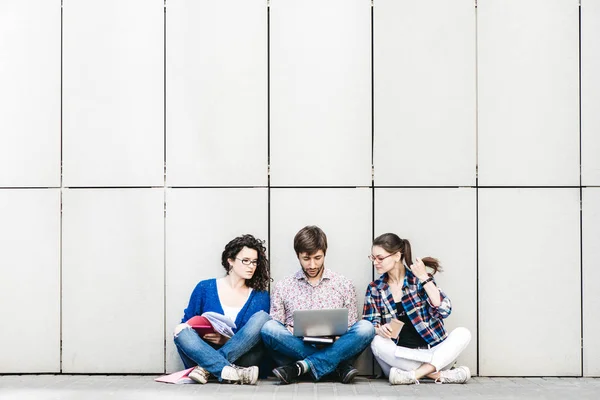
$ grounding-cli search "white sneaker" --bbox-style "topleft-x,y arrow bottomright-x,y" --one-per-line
436,366 -> 471,384
389,368 -> 419,385
188,366 -> 210,384
221,365 -> 259,385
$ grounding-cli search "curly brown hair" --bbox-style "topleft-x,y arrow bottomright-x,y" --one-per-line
221,234 -> 272,291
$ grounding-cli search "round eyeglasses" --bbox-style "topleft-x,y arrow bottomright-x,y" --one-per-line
236,258 -> 259,266
368,252 -> 397,263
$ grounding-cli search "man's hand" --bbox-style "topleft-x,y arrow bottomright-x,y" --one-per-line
375,323 -> 394,339
287,325 -> 294,334
203,333 -> 229,345
409,257 -> 429,281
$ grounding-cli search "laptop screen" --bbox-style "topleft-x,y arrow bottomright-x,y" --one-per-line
293,308 -> 348,337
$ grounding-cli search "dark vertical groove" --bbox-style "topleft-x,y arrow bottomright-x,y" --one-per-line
370,4 -> 374,275
370,1 -> 375,377
267,1 -> 271,290
163,0 -> 167,374
474,0 -> 480,377
59,0 -> 64,374
578,1 -> 584,377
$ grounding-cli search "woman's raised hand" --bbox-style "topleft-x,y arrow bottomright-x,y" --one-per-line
409,257 -> 429,281
375,323 -> 394,339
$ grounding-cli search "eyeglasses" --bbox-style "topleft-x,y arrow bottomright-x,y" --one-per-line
368,252 -> 397,263
236,258 -> 259,266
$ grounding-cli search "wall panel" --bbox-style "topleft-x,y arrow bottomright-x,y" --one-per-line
583,188 -> 600,376
0,190 -> 60,372
582,0 -> 600,186
478,0 -> 579,186
0,1 -> 60,187
479,188 -> 580,375
374,0 -> 476,186
62,189 -> 164,373
165,188 -> 268,372
270,0 -> 371,186
270,188 -> 373,373
375,188 -> 477,374
166,0 -> 268,187
63,0 -> 164,187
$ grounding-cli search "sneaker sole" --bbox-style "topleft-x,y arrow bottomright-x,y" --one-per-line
341,369 -> 359,384
272,368 -> 292,385
188,372 -> 208,384
247,367 -> 259,385
462,366 -> 471,383
389,368 -> 417,385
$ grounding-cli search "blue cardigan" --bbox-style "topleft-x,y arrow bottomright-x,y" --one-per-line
181,278 -> 270,334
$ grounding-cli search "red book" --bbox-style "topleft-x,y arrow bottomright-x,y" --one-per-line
186,315 -> 215,336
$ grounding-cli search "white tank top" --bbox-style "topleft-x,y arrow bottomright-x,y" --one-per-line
221,288 -> 253,323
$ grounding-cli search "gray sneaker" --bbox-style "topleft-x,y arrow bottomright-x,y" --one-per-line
188,366 -> 210,384
221,365 -> 259,385
389,368 -> 419,385
436,366 -> 471,384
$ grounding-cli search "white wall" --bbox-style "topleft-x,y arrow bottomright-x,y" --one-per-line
478,0 -> 580,187
0,0 -> 596,377
0,0 -> 61,187
478,189 -> 581,376
166,0 -> 268,186
62,0 -> 164,187
0,190 -> 60,373
583,188 -> 600,376
270,0 -> 371,187
62,189 -> 165,373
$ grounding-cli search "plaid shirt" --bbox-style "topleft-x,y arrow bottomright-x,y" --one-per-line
362,268 -> 452,346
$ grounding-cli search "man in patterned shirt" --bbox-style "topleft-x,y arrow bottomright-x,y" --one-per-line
261,225 -> 375,384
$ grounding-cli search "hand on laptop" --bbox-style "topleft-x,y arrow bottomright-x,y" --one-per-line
203,332 -> 229,345
286,325 -> 294,334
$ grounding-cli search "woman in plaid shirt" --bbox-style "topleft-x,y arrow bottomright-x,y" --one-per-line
363,233 -> 471,385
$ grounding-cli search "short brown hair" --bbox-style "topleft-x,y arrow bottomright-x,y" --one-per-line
294,225 -> 328,256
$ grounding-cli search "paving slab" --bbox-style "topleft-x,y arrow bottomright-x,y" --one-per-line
0,375 -> 598,399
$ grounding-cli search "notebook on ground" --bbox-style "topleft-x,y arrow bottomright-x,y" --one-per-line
293,308 -> 348,340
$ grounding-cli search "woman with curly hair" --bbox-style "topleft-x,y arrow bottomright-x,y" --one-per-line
173,234 -> 272,385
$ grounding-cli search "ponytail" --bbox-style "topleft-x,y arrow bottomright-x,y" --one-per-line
373,233 -> 442,275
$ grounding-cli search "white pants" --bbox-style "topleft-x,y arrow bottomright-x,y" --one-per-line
371,327 -> 471,376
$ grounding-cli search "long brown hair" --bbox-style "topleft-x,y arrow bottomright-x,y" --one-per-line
373,233 -> 442,274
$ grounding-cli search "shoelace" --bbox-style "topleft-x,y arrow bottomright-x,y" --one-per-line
234,366 -> 252,385
409,371 -> 420,385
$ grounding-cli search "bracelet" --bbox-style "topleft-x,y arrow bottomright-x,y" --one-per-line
420,276 -> 434,286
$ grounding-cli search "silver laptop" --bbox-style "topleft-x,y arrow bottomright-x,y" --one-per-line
293,308 -> 348,337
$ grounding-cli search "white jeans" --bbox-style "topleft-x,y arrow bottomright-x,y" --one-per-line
371,327 -> 471,376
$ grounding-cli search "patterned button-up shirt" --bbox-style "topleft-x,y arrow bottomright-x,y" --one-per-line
362,269 -> 452,346
270,268 -> 358,327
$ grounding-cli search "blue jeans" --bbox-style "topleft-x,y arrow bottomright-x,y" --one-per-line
261,319 -> 375,380
174,310 -> 271,381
